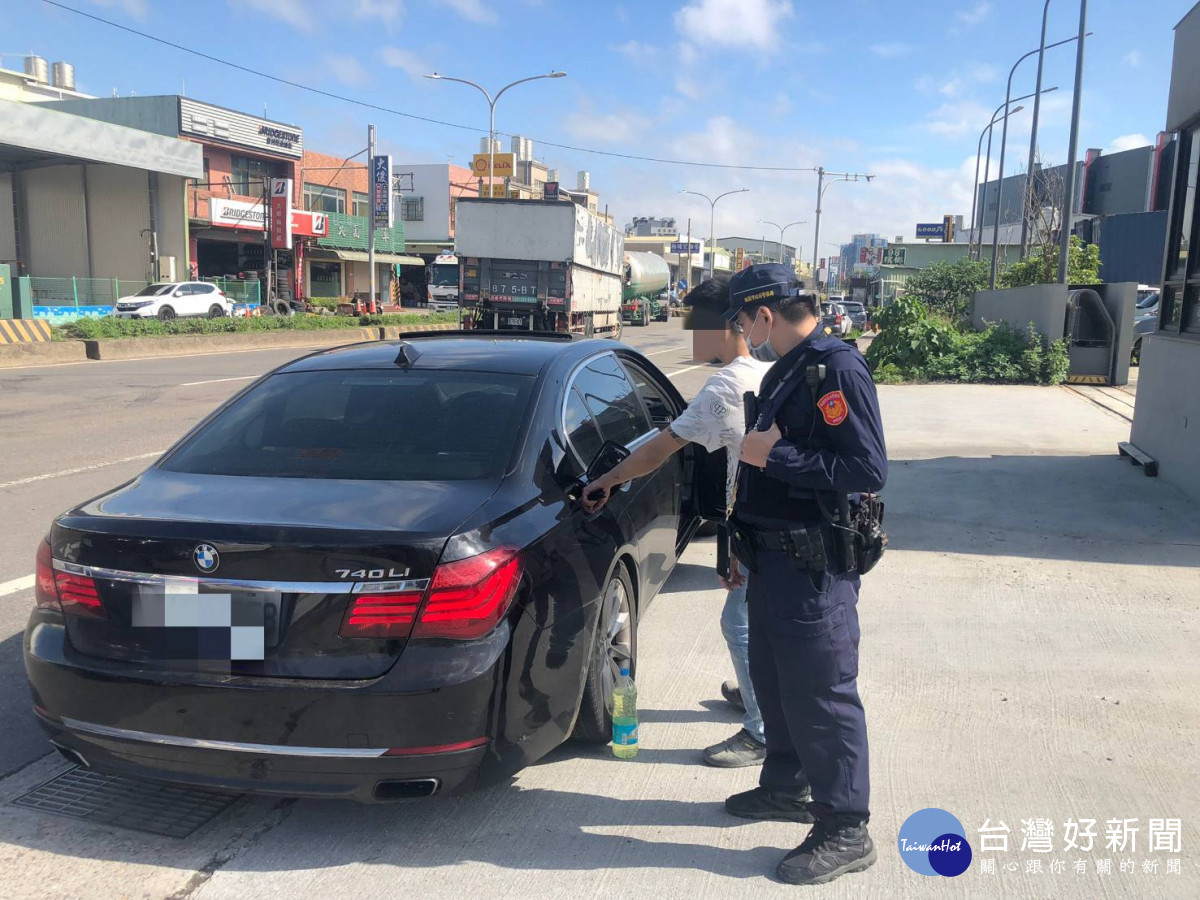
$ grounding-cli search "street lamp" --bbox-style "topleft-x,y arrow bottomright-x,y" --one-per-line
970,100 -> 1033,260
759,220 -> 808,263
680,188 -> 749,278
988,31 -> 1090,289
811,168 -> 873,289
426,70 -> 566,196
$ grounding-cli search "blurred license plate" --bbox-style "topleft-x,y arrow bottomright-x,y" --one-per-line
507,317 -> 524,326
131,586 -> 282,660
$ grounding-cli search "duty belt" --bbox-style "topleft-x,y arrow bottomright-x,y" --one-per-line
730,521 -> 831,573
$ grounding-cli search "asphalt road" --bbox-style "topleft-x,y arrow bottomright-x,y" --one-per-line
0,322 -> 705,779
2,323 -> 1198,898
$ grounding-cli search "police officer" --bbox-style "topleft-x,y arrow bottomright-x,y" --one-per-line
722,264 -> 887,886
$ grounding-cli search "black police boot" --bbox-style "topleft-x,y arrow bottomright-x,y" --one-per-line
725,786 -> 814,823
776,820 -> 877,885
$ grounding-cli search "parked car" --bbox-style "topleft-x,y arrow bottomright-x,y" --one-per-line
820,301 -> 850,336
112,282 -> 232,320
841,301 -> 868,331
25,333 -> 707,802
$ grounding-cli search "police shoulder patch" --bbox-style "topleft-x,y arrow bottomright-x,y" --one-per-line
818,390 -> 849,426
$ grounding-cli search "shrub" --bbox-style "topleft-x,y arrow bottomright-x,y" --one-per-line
55,311 -> 458,340
901,258 -> 990,320
866,299 -> 1067,385
1000,235 -> 1101,288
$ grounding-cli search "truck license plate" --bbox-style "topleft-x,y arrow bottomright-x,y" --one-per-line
507,317 -> 524,326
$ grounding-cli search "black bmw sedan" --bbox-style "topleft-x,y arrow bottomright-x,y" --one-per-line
25,333 -> 704,802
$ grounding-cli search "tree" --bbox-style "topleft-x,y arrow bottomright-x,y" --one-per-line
1000,235 -> 1101,288
901,258 -> 990,319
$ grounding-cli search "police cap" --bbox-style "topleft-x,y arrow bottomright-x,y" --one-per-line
724,263 -> 803,321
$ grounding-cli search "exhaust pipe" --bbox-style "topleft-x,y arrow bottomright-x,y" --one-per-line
372,778 -> 440,801
51,743 -> 90,769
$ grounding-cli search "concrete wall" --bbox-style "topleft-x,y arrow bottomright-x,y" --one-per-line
972,283 -> 1068,340
85,164 -> 151,281
404,164 -> 453,243
157,175 -> 189,278
1131,333 -> 1200,500
1168,4 -> 1200,132
22,164 -> 90,275
1094,211 -> 1167,285
1084,146 -> 1154,216
0,172 -> 14,260
43,96 -> 181,137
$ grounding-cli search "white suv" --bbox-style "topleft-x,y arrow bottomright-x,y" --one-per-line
112,282 -> 232,320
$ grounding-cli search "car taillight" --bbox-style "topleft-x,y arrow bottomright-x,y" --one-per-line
35,541 -> 103,617
340,591 -> 423,639
413,548 -> 523,641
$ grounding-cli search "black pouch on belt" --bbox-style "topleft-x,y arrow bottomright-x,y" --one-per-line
728,521 -> 759,573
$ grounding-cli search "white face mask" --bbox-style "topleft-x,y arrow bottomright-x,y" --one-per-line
746,310 -> 780,362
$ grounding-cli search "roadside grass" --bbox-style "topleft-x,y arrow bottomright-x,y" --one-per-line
55,312 -> 459,340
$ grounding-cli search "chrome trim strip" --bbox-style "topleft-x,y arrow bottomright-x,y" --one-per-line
352,579 -> 430,594
52,559 -> 356,595
59,717 -> 390,758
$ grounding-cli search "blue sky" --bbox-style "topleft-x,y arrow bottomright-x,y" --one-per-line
8,0 -> 1191,255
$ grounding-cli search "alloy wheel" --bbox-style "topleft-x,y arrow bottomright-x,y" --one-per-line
599,574 -> 633,715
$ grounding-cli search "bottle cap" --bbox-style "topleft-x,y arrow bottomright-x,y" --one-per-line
620,667 -> 630,676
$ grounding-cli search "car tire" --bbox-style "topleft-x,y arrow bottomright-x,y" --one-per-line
157,306 -> 176,321
571,563 -> 637,744
207,304 -> 225,318
273,300 -> 294,317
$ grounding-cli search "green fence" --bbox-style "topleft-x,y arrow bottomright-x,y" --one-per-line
24,276 -> 151,307
205,278 -> 261,303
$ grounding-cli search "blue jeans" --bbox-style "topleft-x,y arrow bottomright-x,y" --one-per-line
720,581 -> 765,743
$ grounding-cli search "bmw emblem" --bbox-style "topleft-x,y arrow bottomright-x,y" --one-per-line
193,544 -> 220,573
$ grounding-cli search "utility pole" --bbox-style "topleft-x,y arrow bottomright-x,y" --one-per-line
368,123 -> 376,308
685,217 -> 692,293
1020,0 -> 1053,258
680,188 -> 749,279
811,168 -> 873,291
1058,0 -> 1088,284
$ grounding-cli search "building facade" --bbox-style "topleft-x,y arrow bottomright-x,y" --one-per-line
1130,2 -> 1200,499
0,98 -> 200,313
626,217 -> 678,237
0,56 -> 91,104
716,236 -> 798,267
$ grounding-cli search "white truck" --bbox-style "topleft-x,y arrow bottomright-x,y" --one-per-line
454,198 -> 624,337
427,251 -> 460,312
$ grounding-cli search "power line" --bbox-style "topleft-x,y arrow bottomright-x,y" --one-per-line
41,0 -> 820,174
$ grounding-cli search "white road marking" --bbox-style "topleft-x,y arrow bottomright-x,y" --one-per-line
641,346 -> 688,357
0,451 -> 164,490
0,575 -> 35,597
180,375 -> 257,387
667,364 -> 706,379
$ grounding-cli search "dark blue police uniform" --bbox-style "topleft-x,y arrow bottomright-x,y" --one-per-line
733,299 -> 887,827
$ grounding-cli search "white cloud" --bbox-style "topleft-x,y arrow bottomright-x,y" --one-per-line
351,0 -> 403,25
955,1 -> 992,26
611,40 -> 661,58
324,53 -> 371,87
870,42 -> 912,59
966,62 -> 998,83
380,46 -> 431,79
675,0 -> 794,52
774,91 -> 793,115
436,0 -> 497,24
564,108 -> 654,146
615,5 -> 630,24
1109,133 -> 1151,153
89,0 -> 149,18
238,0 -> 313,31
1123,50 -> 1143,68
923,99 -> 991,136
675,76 -> 703,100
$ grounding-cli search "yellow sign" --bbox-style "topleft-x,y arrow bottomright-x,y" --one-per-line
483,184 -> 514,198
472,152 -> 515,179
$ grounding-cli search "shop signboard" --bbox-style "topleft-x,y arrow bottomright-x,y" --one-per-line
372,154 -> 393,228
269,177 -> 292,250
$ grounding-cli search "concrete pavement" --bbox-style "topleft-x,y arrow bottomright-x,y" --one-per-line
1,324 -> 1197,898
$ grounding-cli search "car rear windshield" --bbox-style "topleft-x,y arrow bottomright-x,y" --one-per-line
160,369 -> 534,481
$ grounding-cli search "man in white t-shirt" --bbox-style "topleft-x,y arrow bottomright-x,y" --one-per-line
582,276 -> 772,767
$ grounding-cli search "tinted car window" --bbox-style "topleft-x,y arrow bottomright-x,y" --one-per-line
573,354 -> 652,448
563,387 -> 604,469
194,284 -> 216,294
161,369 -> 533,481
623,361 -> 675,424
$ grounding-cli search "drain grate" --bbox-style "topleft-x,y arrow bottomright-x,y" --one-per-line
12,767 -> 239,838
